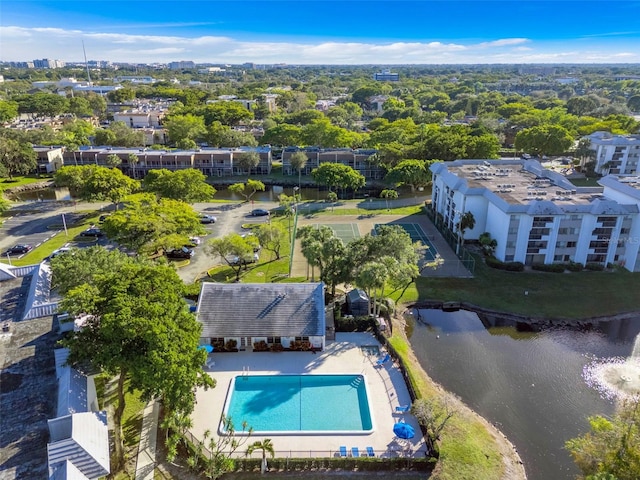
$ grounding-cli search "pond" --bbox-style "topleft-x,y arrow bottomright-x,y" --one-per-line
7,184 -> 430,203
409,309 -> 640,480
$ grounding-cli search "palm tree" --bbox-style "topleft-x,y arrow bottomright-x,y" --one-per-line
128,153 -> 139,179
246,438 -> 275,474
289,151 -> 308,190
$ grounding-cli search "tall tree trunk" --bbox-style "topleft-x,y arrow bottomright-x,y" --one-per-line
113,369 -> 128,470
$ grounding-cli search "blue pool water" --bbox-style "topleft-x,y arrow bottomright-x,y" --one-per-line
224,374 -> 373,433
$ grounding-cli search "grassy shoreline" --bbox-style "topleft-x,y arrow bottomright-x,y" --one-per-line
388,315 -> 526,480
387,252 -> 640,320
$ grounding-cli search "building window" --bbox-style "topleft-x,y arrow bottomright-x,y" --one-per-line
505,255 -> 514,262
266,337 -> 281,344
567,241 -> 577,248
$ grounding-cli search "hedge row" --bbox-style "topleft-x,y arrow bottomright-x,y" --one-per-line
232,456 -> 434,473
485,256 -> 525,271
531,263 -> 566,273
335,315 -> 375,332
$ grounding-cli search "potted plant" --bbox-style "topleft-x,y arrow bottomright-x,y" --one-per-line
225,339 -> 238,352
270,343 -> 284,352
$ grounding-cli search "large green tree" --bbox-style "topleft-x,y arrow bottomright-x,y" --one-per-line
101,193 -> 204,254
228,179 -> 265,202
515,125 -> 574,157
142,168 -> 216,203
0,100 -> 19,123
384,159 -> 432,192
566,397 -> 640,480
53,249 -> 214,469
207,233 -> 261,281
165,113 -> 207,145
255,223 -> 287,260
94,121 -> 144,147
311,163 -> 365,193
0,137 -> 37,179
54,165 -> 139,208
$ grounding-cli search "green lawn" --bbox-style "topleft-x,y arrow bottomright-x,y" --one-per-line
386,253 -> 640,319
10,211 -> 101,266
205,217 -> 301,283
389,331 -> 505,480
0,175 -> 52,192
300,204 -> 425,217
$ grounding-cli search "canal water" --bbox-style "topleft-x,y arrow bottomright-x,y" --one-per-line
409,309 -> 640,480
7,184 -> 429,203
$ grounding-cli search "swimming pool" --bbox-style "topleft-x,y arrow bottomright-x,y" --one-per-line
222,374 -> 374,434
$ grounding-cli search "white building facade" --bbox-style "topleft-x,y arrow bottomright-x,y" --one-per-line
430,159 -> 640,271
587,131 -> 640,175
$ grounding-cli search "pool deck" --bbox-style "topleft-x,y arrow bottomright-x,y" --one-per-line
192,332 -> 427,459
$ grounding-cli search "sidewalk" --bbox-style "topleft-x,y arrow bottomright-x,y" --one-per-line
135,400 -> 160,480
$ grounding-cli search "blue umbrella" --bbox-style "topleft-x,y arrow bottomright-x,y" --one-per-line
393,422 -> 415,439
198,345 -> 214,353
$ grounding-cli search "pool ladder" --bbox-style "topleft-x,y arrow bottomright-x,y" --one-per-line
242,366 -> 250,378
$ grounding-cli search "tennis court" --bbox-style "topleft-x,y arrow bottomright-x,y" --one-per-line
313,223 -> 361,243
375,223 -> 439,261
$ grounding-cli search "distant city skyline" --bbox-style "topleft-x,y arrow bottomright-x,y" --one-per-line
2,1 -> 640,65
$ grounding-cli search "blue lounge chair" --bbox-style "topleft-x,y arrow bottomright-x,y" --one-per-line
366,446 -> 375,457
395,404 -> 410,413
339,446 -> 347,457
375,353 -> 391,367
351,447 -> 360,457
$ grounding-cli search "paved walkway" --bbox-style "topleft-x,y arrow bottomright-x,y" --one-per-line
135,400 -> 160,480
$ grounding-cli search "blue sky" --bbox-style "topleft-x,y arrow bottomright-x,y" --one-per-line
1,1 -> 640,64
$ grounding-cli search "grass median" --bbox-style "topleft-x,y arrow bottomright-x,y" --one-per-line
387,252 -> 640,319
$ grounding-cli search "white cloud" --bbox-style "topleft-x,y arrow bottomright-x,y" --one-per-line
0,25 -> 639,64
476,38 -> 530,48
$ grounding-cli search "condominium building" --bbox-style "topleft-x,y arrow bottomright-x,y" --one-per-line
430,159 -> 640,272
586,131 -> 640,175
60,146 -> 272,179
281,147 -> 383,180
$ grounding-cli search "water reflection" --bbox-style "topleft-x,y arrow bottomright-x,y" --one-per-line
408,309 -> 635,480
7,184 -> 428,203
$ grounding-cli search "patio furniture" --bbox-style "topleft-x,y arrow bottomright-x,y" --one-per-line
351,447 -> 360,457
366,446 -> 375,457
395,404 -> 410,412
375,353 -> 391,367
339,446 -> 347,457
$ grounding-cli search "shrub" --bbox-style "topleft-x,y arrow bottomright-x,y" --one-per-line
566,261 -> 583,272
485,256 -> 525,272
335,315 -> 375,332
585,262 -> 605,271
531,263 -> 566,273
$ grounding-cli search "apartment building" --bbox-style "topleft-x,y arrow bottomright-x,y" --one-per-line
430,159 -> 640,272
113,109 -> 165,128
60,146 -> 272,178
281,147 -> 383,180
586,131 -> 640,175
33,146 -> 64,174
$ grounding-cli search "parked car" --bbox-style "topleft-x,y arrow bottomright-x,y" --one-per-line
7,244 -> 32,255
166,247 -> 194,259
186,236 -> 201,247
228,252 -> 259,265
48,247 -> 72,259
80,228 -> 104,237
199,214 -> 217,224
249,209 -> 270,217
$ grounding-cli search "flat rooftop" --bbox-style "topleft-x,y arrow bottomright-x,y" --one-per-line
192,333 -> 426,459
446,160 -> 603,206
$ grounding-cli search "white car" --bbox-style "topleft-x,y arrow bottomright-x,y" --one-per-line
189,237 -> 201,246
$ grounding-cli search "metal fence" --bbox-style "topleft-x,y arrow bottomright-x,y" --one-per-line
424,206 -> 475,275
180,434 -> 427,460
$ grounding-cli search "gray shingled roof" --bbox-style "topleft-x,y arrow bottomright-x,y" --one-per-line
197,282 -> 325,338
